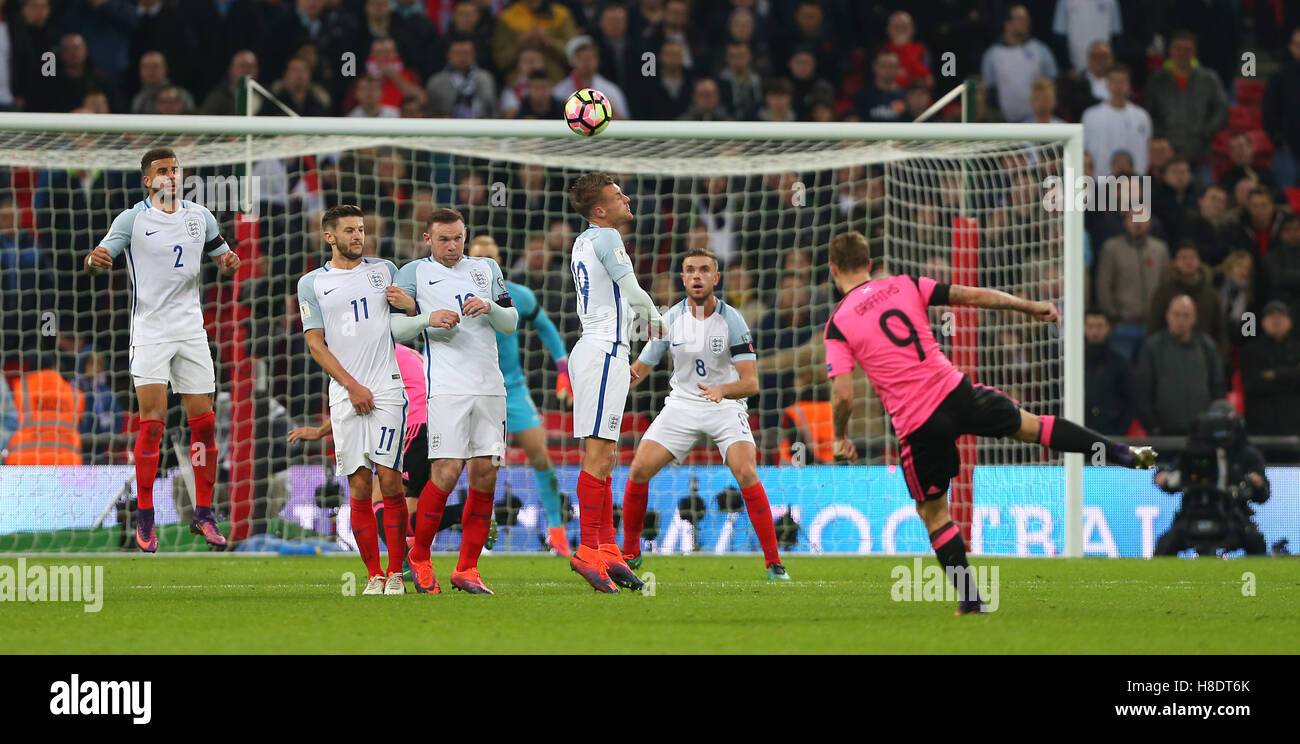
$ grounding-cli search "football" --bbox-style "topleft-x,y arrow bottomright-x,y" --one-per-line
564,87 -> 613,136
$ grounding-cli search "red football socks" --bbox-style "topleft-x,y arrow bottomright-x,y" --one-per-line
456,488 -> 495,572
187,411 -> 216,509
622,479 -> 649,557
576,470 -> 605,550
742,482 -> 781,566
599,475 -> 616,546
133,419 -> 164,511
350,497 -> 381,577
382,493 -> 408,575
408,481 -> 449,563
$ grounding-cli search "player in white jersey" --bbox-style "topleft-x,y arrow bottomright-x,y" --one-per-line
391,207 -> 519,595
624,248 -> 789,579
84,147 -> 240,553
564,172 -> 665,593
297,205 -> 414,595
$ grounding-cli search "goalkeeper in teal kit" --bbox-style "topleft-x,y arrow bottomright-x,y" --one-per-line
469,236 -> 574,555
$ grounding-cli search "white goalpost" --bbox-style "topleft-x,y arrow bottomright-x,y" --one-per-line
0,113 -> 1084,557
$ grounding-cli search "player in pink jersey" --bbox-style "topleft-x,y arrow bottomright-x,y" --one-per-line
823,232 -> 1156,614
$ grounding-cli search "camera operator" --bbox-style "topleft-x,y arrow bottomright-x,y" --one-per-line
1153,400 -> 1270,556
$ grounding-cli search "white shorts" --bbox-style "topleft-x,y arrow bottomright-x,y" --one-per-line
130,337 -> 216,393
426,394 -> 506,460
330,388 -> 410,477
643,398 -> 755,462
570,338 -> 629,440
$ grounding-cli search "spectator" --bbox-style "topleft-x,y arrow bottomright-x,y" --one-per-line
1143,30 -> 1228,188
1228,186 -> 1285,262
756,272 -> 816,433
691,176 -> 739,266
507,162 -> 559,235
1148,136 -> 1174,182
1184,184 -> 1232,267
786,46 -> 834,121
357,0 -> 415,78
1081,65 -> 1151,179
1262,214 -> 1300,314
969,77 -> 1005,123
499,45 -> 547,117
0,196 -> 45,352
182,0 -> 263,97
642,0 -> 700,71
881,11 -> 932,89
592,1 -> 638,93
130,51 -> 196,114
722,259 -> 768,331
756,76 -> 795,123
1148,242 -> 1228,356
365,37 -> 426,112
26,34 -> 117,113
513,70 -> 565,119
1051,0 -> 1121,74
854,48 -> 905,123
1242,300 -> 1300,435
199,49 -> 258,116
1219,132 -> 1284,203
426,35 -> 496,119
385,0 -> 439,78
1151,158 -> 1197,246
903,80 -> 933,122
980,3 -> 1058,125
1025,76 -> 1062,123
62,0 -> 136,99
1108,149 -> 1135,179
492,0 -> 579,82
721,7 -> 772,76
264,57 -> 331,117
1217,249 -> 1255,346
74,349 -> 122,446
348,75 -> 399,117
132,0 -> 197,98
677,77 -> 732,121
153,84 -> 190,115
262,0 -> 355,85
775,0 -> 842,86
638,39 -> 692,120
1083,309 -> 1135,435
717,42 -> 763,121
1135,294 -> 1225,436
9,0 -> 61,111
1062,39 -> 1111,120
1096,209 -> 1170,361
73,90 -> 110,113
1263,27 -> 1300,189
440,0 -> 496,75
553,35 -> 631,119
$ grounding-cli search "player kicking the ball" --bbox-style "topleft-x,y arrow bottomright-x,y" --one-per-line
297,205 -> 414,596
565,172 -> 665,593
84,147 -> 240,553
625,247 -> 789,580
823,231 -> 1156,614
391,208 -> 518,595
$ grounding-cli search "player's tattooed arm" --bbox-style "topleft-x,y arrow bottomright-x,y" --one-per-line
830,373 -> 858,462
948,285 -> 1060,325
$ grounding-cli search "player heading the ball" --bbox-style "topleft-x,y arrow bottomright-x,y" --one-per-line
566,172 -> 665,593
625,246 -> 790,580
824,231 -> 1156,614
297,205 -> 415,595
85,146 -> 240,553
391,208 -> 519,596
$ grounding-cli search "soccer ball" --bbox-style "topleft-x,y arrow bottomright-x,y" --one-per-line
564,88 -> 613,136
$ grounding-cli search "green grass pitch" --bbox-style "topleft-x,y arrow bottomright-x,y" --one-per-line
2,555 -> 1296,654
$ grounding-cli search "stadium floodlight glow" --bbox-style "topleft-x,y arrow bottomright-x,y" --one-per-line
0,113 -> 1084,557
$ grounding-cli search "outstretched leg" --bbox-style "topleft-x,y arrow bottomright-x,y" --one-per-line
1011,410 -> 1155,468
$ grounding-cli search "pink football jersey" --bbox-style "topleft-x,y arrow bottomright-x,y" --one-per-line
394,343 -> 426,436
824,275 -> 965,437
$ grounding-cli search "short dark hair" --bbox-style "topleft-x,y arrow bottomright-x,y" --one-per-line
1281,213 -> 1300,231
140,147 -> 177,176
1174,240 -> 1200,255
426,207 -> 465,231
527,69 -> 551,82
568,172 -> 616,220
829,231 -> 872,272
1247,186 -> 1274,202
682,246 -> 718,268
1085,307 -> 1109,318
1170,29 -> 1198,46
1107,63 -> 1131,78
322,204 -> 364,233
764,76 -> 793,96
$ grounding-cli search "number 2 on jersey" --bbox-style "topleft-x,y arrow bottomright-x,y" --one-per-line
172,244 -> 183,268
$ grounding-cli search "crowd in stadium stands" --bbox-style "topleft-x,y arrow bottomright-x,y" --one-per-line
3,0 -> 1300,470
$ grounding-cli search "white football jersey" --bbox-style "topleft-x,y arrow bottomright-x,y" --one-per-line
394,255 -> 510,397
638,298 -> 756,407
298,258 -> 405,407
570,225 -> 634,349
99,199 -> 228,346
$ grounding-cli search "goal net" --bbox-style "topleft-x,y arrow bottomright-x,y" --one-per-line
0,115 -> 1083,557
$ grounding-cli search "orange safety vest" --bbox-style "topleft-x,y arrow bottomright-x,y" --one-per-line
779,401 -> 836,464
6,370 -> 84,465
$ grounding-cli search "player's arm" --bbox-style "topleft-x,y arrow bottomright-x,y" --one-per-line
85,209 -> 134,276
382,260 -> 416,314
288,417 -> 332,442
947,284 -> 1059,325
825,317 -> 858,461
304,329 -> 376,415
593,231 -> 665,335
632,323 -> 671,385
526,296 -> 574,404
201,205 -> 240,276
390,309 -> 460,340
698,360 -> 759,402
460,260 -> 518,334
